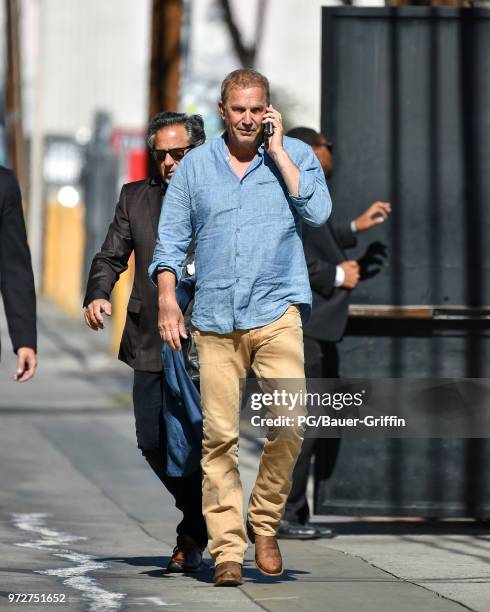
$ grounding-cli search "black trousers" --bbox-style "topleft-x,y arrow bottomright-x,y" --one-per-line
283,337 -> 341,523
133,370 -> 207,548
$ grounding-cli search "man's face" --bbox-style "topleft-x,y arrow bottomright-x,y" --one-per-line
153,124 -> 191,184
218,86 -> 267,148
313,134 -> 333,178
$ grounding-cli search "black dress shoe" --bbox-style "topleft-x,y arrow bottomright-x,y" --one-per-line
166,535 -> 204,572
308,522 -> 336,539
277,520 -> 321,540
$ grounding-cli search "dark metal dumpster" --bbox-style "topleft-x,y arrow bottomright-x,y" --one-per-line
316,7 -> 490,518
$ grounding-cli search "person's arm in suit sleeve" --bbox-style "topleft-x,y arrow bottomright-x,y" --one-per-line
83,184 -> 134,307
0,172 -> 37,354
334,222 -> 358,250
302,225 -> 338,300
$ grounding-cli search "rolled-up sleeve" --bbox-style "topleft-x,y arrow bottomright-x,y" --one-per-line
149,161 -> 193,285
288,142 -> 332,227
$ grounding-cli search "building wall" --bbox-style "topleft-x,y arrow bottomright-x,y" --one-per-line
21,0 -> 151,138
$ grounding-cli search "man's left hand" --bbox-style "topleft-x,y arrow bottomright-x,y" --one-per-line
13,347 -> 37,382
263,105 -> 284,155
354,201 -> 391,232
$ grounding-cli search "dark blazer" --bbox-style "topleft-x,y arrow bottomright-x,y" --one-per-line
0,166 -> 37,359
84,177 -> 165,372
302,220 -> 357,343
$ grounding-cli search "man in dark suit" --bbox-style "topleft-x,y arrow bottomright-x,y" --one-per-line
83,112 -> 207,571
0,166 -> 37,381
279,127 -> 390,539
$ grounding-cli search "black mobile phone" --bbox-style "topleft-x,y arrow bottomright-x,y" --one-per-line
264,121 -> 274,138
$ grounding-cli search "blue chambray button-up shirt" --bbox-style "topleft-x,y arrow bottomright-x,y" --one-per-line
149,134 -> 332,334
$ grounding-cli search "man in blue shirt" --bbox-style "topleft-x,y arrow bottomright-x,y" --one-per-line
150,69 -> 331,586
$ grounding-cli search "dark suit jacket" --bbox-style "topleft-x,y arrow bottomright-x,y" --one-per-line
84,177 -> 165,372
0,166 -> 37,358
302,220 -> 357,342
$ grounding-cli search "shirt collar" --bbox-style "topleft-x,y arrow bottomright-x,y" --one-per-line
149,175 -> 167,192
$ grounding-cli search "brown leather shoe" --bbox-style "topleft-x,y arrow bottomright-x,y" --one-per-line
247,520 -> 283,576
213,561 -> 243,586
166,535 -> 203,572
253,533 -> 283,576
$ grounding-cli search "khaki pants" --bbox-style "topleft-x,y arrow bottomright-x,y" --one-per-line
192,305 -> 306,564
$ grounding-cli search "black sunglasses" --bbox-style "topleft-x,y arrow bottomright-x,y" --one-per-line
152,145 -> 194,163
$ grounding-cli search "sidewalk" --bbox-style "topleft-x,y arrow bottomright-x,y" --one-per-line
0,298 -> 131,411
1,300 -> 488,611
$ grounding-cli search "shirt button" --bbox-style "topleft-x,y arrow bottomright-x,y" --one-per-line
235,279 -> 239,283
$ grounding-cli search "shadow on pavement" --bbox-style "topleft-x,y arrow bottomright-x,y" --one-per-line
98,556 -> 310,584
242,563 -> 310,584
98,555 -> 213,582
98,555 -> 169,569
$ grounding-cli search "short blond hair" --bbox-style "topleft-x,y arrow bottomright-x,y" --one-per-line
220,69 -> 270,104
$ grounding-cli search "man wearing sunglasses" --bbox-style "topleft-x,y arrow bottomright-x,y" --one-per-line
83,111 -> 207,572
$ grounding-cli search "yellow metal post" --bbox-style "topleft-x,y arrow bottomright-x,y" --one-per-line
43,195 -> 86,318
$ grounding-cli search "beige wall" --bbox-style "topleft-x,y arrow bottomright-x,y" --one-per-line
21,0 -> 152,138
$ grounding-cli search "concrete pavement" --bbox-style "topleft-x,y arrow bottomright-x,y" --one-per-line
1,299 -> 489,611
